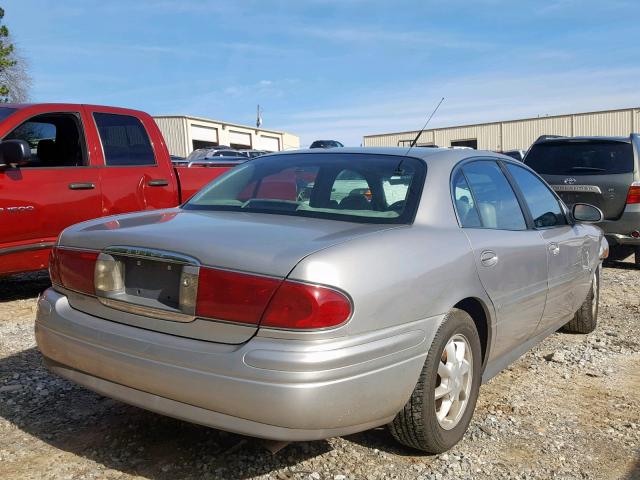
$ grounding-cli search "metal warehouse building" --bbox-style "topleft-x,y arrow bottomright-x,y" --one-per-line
363,107 -> 640,151
154,115 -> 300,158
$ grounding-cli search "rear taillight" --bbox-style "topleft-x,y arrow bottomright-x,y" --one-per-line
49,247 -> 98,295
196,267 -> 281,325
627,182 -> 640,204
261,281 -> 352,330
195,267 -> 352,330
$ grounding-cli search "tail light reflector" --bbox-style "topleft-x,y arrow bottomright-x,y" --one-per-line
196,267 -> 281,325
261,281 -> 352,330
49,247 -> 98,295
195,267 -> 352,330
627,182 -> 640,204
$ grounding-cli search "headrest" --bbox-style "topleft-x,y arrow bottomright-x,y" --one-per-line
37,139 -> 57,165
339,194 -> 372,210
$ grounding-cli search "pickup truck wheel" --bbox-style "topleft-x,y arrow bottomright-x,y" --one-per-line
389,308 -> 481,453
562,266 -> 600,334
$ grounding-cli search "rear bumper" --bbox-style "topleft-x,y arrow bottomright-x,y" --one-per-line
598,204 -> 640,246
35,288 -> 438,441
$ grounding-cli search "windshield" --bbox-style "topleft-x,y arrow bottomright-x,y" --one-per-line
184,153 -> 426,224
525,141 -> 634,175
0,107 -> 17,122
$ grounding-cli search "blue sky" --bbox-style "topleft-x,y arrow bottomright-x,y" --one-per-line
4,0 -> 640,146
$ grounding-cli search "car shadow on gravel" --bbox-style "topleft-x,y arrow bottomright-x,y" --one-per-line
0,347 -> 331,479
603,260 -> 639,271
0,271 -> 50,302
344,428 -> 429,457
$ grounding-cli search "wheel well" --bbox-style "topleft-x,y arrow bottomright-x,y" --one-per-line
454,298 -> 490,366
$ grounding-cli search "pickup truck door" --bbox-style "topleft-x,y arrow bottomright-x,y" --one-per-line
0,107 -> 101,275
453,161 -> 548,364
84,106 -> 179,215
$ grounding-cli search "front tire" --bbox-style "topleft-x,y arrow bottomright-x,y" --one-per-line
389,308 -> 482,453
562,266 -> 600,334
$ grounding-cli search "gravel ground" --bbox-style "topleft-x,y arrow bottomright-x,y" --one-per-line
0,262 -> 638,480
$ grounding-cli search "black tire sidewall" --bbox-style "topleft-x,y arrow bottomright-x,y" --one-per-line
420,309 -> 482,452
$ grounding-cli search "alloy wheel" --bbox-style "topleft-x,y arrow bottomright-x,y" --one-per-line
435,333 -> 473,430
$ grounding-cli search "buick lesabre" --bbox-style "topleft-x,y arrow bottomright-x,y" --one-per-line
35,148 -> 607,452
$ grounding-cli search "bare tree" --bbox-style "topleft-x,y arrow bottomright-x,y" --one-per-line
0,7 -> 31,102
0,37 -> 31,102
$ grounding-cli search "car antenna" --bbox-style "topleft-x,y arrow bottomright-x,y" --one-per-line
405,97 -> 445,156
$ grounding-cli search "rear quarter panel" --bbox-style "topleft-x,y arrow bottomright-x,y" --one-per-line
286,225 -> 492,338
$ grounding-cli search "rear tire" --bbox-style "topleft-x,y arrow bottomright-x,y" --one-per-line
562,266 -> 600,334
634,247 -> 640,268
389,308 -> 481,453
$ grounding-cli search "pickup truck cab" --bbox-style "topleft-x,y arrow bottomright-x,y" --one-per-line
0,103 -> 232,277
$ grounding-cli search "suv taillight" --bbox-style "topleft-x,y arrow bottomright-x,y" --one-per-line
49,247 -> 98,295
195,267 -> 352,330
627,182 -> 640,204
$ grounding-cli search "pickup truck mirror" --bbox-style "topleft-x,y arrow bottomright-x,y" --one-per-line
0,139 -> 31,168
572,203 -> 603,223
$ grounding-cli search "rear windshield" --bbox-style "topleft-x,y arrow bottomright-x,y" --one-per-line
525,141 -> 634,175
183,153 -> 426,224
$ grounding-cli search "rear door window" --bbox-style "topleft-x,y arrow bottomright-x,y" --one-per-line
462,160 -> 526,230
452,170 -> 481,227
93,113 -> 156,166
525,141 -> 634,175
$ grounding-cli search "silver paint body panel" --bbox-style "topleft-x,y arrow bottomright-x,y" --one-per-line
36,147 -> 605,441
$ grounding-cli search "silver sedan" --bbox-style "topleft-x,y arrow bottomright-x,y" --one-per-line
35,147 -> 607,453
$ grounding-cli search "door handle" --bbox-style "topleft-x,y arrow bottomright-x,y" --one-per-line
68,182 -> 95,190
480,250 -> 498,267
148,179 -> 169,187
548,243 -> 560,256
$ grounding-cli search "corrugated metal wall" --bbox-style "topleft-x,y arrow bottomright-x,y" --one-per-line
153,116 -> 300,157
363,107 -> 639,151
501,116 -> 572,150
154,117 -> 188,157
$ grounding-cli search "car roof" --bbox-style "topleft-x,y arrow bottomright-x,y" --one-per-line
266,146 -> 509,167
536,135 -> 631,144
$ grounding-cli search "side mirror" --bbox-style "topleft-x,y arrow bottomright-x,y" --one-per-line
0,139 -> 31,168
572,203 -> 603,223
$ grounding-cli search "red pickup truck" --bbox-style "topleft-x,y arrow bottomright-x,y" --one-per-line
0,103 -> 233,277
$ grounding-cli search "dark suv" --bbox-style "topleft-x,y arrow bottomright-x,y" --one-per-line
525,134 -> 640,266
310,140 -> 344,149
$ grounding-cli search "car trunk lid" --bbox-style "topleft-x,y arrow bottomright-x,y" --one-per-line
58,208 -> 399,343
542,173 -> 633,219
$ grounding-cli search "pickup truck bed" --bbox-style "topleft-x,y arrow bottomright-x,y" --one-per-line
0,103 -> 233,276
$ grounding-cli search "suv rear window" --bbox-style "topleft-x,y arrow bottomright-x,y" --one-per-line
525,141 -> 634,175
184,153 -> 425,224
